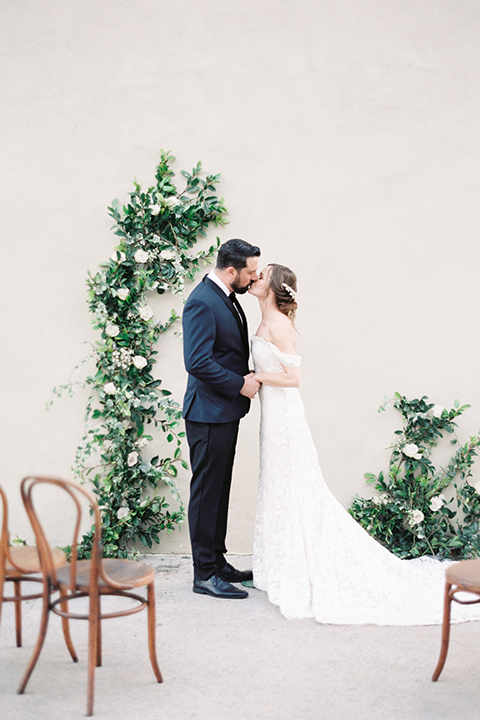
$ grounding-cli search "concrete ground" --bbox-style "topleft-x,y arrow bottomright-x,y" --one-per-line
1,554 -> 480,720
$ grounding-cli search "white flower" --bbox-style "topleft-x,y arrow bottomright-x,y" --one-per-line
433,405 -> 445,419
150,204 -> 161,216
104,382 -> 117,395
475,481 -> 480,494
117,507 -> 130,519
429,495 -> 445,512
165,196 -> 180,207
110,251 -> 126,263
160,249 -> 177,261
136,437 -> 150,449
127,451 -> 139,467
116,288 -> 130,301
134,249 -> 149,263
410,509 -> 425,525
105,323 -> 120,337
403,443 -> 423,460
139,305 -> 154,321
133,355 -> 147,369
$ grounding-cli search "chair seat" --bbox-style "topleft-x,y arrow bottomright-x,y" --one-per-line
446,559 -> 480,591
6,546 -> 66,578
56,558 -> 155,592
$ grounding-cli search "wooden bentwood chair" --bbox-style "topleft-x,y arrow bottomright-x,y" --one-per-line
432,559 -> 480,681
0,483 -> 71,650
18,476 -> 163,716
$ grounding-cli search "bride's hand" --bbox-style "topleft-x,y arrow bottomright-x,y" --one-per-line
240,372 -> 261,399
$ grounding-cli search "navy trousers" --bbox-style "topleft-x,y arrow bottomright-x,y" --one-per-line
185,419 -> 240,580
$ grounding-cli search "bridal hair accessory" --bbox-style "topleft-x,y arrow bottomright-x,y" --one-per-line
282,282 -> 297,300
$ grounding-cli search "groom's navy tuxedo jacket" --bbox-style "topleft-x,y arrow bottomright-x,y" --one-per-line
182,276 -> 250,423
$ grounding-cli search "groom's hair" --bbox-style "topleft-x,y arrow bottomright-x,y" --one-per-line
216,238 -> 261,270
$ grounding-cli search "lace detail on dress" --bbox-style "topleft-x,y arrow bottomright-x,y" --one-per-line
251,335 -> 480,625
254,337 -> 302,368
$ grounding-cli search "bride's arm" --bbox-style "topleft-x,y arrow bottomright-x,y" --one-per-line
254,322 -> 301,388
254,363 -> 300,388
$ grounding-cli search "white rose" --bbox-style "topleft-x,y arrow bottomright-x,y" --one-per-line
139,305 -> 154,321
127,451 -> 139,467
411,509 -> 425,525
117,507 -> 130,519
116,288 -> 130,301
105,324 -> 120,337
429,495 -> 445,512
136,437 -> 150,448
104,382 -> 117,395
165,196 -> 180,206
134,249 -> 149,263
433,405 -> 445,419
403,443 -> 423,460
150,204 -> 161,216
475,481 -> 480,494
160,249 -> 177,261
133,355 -> 147,369
110,251 -> 126,263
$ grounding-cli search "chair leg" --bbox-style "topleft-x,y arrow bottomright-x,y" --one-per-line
96,595 -> 102,668
59,588 -> 78,663
0,578 -> 4,628
147,581 -> 163,683
86,591 -> 99,716
14,579 -> 22,647
17,583 -> 51,694
432,581 -> 452,682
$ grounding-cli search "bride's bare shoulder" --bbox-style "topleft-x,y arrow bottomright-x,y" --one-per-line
269,313 -> 297,353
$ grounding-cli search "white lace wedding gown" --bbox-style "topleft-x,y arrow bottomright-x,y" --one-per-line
251,335 -> 480,625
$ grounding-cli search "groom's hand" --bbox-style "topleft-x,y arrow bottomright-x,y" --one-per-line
240,372 -> 261,399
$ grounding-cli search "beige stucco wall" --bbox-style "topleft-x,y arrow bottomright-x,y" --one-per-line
1,0 -> 480,553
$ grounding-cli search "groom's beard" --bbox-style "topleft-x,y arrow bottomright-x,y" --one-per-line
231,279 -> 253,294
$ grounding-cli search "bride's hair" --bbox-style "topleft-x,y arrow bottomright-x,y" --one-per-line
268,264 -> 298,320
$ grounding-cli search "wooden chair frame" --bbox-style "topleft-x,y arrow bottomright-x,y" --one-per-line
432,560 -> 480,682
0,483 -> 73,652
17,476 -> 162,716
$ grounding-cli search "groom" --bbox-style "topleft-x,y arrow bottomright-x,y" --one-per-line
182,238 -> 261,599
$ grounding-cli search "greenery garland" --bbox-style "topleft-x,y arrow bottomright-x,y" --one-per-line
50,151 -> 227,558
349,393 -> 480,559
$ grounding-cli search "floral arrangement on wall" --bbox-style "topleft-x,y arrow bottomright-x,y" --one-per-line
50,151 -> 227,557
349,393 -> 480,559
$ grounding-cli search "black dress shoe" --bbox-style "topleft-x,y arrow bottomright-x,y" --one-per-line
193,574 -> 248,599
217,562 -> 253,583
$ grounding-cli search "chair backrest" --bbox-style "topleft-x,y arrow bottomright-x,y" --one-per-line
20,477 -> 132,592
20,477 -> 103,592
0,485 -> 8,604
0,484 -> 8,557
0,484 -> 25,574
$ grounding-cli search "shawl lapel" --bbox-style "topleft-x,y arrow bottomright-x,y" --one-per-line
203,276 -> 249,351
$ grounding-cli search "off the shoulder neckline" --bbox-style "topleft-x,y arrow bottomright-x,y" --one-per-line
251,335 -> 301,359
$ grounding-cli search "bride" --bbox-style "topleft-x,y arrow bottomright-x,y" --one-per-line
248,263 -> 480,625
